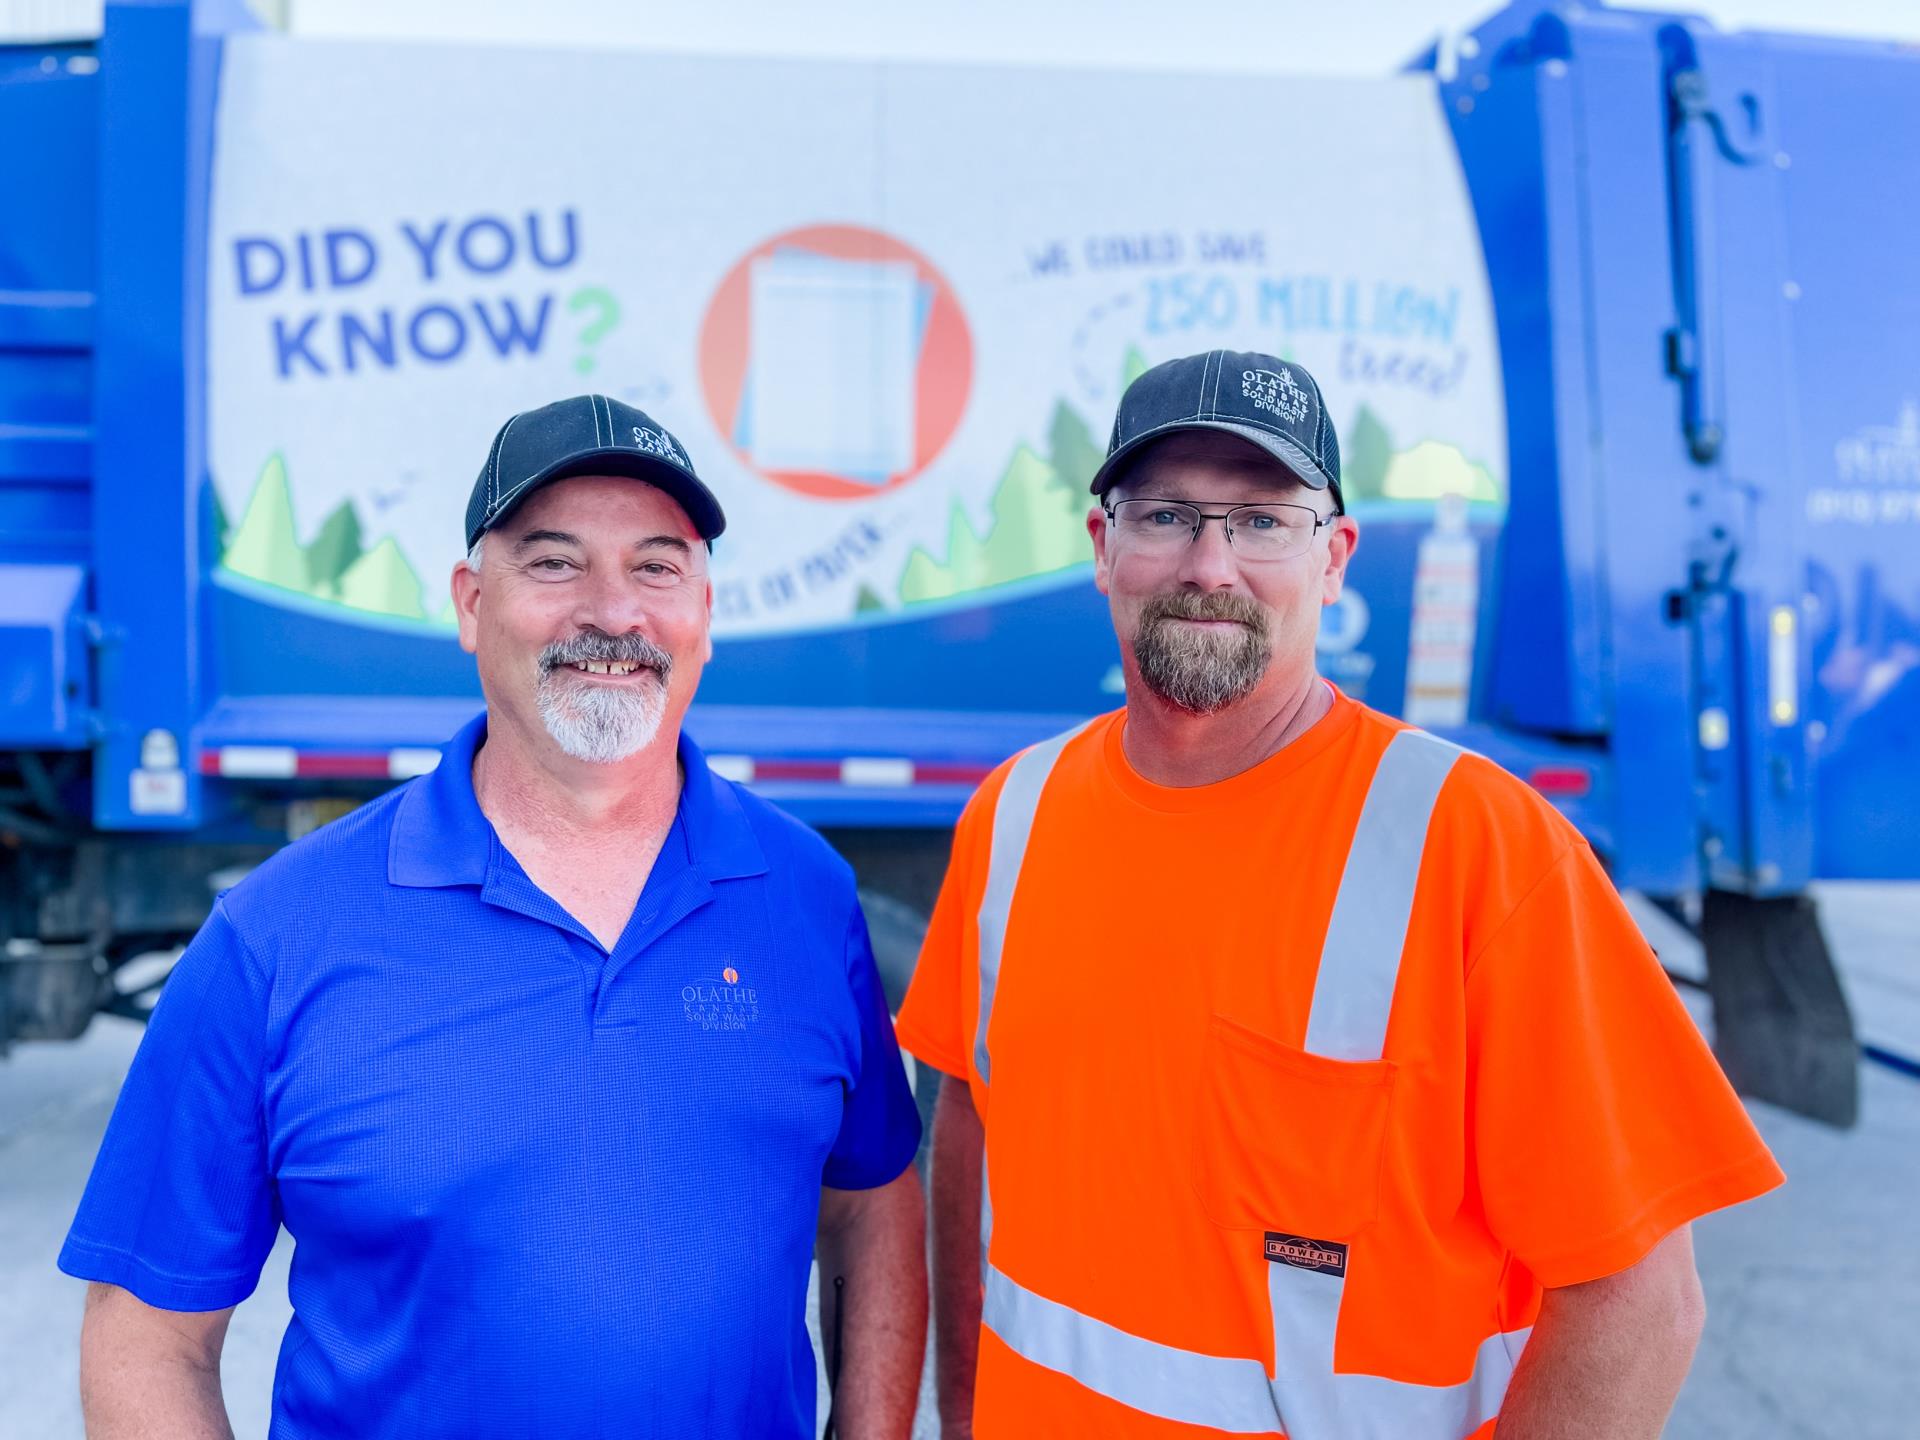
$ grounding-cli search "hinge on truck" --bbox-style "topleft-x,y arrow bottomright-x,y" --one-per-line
1662,57 -> 1770,466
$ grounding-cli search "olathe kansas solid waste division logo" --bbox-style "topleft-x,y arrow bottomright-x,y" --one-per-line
697,223 -> 973,500
683,967 -> 760,1031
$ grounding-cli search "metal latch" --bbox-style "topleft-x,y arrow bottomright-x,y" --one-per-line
1664,64 -> 1769,466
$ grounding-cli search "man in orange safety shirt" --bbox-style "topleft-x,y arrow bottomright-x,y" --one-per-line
895,349 -> 1784,1439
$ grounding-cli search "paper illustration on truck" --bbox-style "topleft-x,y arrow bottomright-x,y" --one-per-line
744,252 -> 922,480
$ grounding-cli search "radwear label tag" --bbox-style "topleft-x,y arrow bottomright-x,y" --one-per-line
1264,1232 -> 1349,1278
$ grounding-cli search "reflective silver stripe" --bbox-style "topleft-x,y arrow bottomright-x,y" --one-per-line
979,1152 -> 993,1282
984,1262 -> 1282,1435
974,723 -> 1090,1085
1266,1260 -> 1530,1438
985,1255 -> 1529,1440
1304,729 -> 1462,1061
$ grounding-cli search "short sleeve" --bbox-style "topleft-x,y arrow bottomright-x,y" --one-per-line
1467,843 -> 1784,1288
57,900 -> 281,1311
893,774 -> 1000,1082
821,902 -> 922,1191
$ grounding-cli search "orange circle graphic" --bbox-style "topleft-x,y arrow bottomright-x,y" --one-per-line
697,224 -> 973,500
723,967 -> 739,984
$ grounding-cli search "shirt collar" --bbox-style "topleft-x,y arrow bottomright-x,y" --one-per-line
389,711 -> 767,889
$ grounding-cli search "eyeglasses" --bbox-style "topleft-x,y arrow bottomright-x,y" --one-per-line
1102,499 -> 1337,561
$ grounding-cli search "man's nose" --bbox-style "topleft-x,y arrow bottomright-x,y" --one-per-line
1175,515 -> 1242,590
572,561 -> 654,633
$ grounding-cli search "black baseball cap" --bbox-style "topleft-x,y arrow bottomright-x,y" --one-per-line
465,394 -> 726,550
1089,350 -> 1343,511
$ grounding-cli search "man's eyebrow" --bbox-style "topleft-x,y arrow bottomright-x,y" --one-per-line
511,529 -> 583,551
510,529 -> 697,558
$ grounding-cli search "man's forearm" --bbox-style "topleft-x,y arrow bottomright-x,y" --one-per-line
929,1075 -> 985,1437
80,1283 -> 234,1440
816,1168 -> 928,1439
1496,1226 -> 1706,1439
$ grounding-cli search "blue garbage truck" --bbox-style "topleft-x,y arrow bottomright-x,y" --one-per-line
4,0 -> 1914,1125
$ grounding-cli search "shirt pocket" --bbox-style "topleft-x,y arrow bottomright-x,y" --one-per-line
1189,1013 -> 1396,1241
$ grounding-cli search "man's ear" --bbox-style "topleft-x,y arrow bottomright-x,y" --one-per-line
451,561 -> 482,655
1089,506 -> 1113,596
703,579 -> 715,664
1320,516 -> 1359,606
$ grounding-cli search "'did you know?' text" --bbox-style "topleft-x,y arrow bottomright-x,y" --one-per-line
231,208 -> 582,380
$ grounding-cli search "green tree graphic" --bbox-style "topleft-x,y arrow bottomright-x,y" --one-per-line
1047,401 -> 1104,494
1343,404 -> 1393,502
900,497 -> 991,605
222,453 -> 310,594
1381,441 -> 1501,502
894,355 -> 1138,605
336,536 -> 428,620
306,501 -> 365,598
219,453 -> 441,622
898,443 -> 1094,604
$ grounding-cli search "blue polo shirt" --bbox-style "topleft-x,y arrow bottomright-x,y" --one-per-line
60,714 -> 921,1439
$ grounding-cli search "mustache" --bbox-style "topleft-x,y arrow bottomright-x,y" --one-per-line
1137,590 -> 1271,631
538,630 -> 674,677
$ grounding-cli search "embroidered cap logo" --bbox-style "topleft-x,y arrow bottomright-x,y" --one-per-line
632,425 -> 686,468
1242,367 -> 1310,427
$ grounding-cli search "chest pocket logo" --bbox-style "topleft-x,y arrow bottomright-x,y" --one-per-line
1189,1013 -> 1396,1241
681,967 -> 760,1031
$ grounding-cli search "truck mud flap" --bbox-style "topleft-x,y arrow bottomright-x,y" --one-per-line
1702,889 -> 1859,1128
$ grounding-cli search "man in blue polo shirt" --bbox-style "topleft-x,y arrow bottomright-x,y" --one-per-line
61,395 -> 927,1438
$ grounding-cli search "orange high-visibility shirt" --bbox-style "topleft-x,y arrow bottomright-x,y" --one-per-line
896,692 -> 1783,1438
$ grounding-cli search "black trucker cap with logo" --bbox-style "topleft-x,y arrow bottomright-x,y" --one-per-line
1088,349 -> 1343,511
465,394 -> 726,550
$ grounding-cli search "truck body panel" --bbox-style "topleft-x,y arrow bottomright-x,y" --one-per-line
3,2 -> 1913,1117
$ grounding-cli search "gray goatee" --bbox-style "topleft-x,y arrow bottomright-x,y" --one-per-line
534,630 -> 674,763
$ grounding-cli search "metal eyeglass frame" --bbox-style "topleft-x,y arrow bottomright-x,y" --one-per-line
1101,498 -> 1342,559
